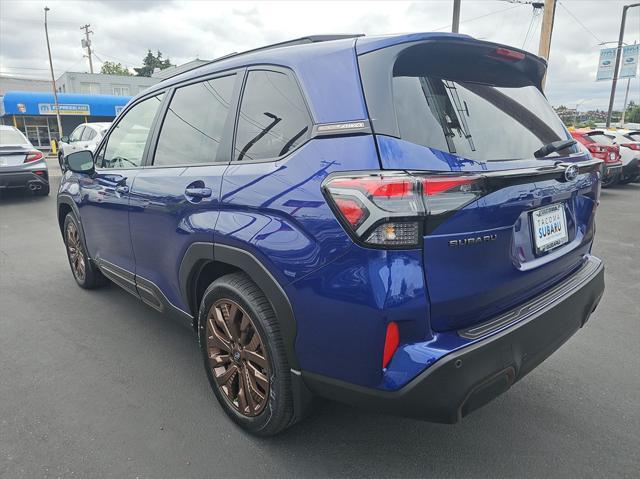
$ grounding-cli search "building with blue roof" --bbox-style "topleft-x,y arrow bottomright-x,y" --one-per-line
0,90 -> 131,150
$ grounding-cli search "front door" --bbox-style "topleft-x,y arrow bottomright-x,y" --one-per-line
79,93 -> 165,285
128,74 -> 239,314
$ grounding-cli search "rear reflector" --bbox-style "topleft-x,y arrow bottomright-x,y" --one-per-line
382,321 -> 400,369
24,151 -> 44,163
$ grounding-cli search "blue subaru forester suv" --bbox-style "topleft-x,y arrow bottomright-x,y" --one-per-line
58,33 -> 605,436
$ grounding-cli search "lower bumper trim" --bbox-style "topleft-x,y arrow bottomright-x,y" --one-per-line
302,255 -> 604,423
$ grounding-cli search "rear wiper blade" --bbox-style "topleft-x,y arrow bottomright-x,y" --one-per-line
534,139 -> 576,158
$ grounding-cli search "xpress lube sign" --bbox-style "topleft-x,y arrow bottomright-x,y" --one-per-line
38,103 -> 91,115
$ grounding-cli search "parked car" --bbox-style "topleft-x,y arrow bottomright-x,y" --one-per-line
617,130 -> 640,183
0,125 -> 49,195
57,33 -> 605,436
570,129 -> 622,187
598,130 -> 640,184
58,122 -> 111,170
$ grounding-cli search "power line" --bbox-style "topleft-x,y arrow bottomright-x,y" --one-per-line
432,4 -> 523,32
0,65 -> 51,71
557,1 -> 603,44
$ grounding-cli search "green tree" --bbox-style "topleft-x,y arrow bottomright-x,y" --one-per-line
100,61 -> 132,76
134,50 -> 173,77
625,101 -> 640,123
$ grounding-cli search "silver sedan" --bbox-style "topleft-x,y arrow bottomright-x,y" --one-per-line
0,125 -> 49,196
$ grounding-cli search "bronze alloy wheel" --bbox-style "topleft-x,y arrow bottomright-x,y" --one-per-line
206,298 -> 270,417
66,221 -> 86,282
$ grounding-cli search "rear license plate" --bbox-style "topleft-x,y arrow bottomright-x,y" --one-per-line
532,203 -> 569,254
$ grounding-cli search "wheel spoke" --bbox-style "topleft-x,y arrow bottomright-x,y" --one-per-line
215,363 -> 238,387
237,372 -> 249,412
245,364 -> 267,401
214,306 -> 234,342
243,349 -> 267,369
207,317 -> 232,353
247,362 -> 269,390
210,353 -> 231,366
240,367 -> 256,411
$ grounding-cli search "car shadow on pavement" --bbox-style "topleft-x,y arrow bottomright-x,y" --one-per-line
0,189 -> 49,205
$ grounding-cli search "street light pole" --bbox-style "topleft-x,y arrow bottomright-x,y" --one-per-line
44,6 -> 63,139
605,3 -> 640,128
452,0 -> 461,33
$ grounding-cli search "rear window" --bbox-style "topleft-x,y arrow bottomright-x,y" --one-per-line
0,129 -> 27,145
361,41 -> 578,162
234,69 -> 311,161
586,133 -> 614,145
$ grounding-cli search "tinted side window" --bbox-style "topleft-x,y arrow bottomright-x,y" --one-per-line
153,75 -> 236,166
70,126 -> 84,142
98,94 -> 164,169
81,127 -> 96,141
235,70 -> 311,161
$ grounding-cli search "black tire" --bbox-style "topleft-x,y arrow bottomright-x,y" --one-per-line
601,175 -> 618,188
198,272 -> 295,436
618,174 -> 639,185
63,213 -> 107,289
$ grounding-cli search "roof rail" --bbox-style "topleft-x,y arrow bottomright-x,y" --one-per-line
161,34 -> 364,81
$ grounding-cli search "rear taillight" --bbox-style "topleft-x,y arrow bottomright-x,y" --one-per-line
621,143 -> 640,151
24,151 -> 44,163
323,172 -> 484,248
586,144 -> 606,156
492,47 -> 525,61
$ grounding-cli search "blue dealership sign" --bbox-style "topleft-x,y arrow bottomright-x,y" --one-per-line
38,103 -> 91,115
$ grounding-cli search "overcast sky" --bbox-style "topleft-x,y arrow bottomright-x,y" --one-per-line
0,0 -> 638,110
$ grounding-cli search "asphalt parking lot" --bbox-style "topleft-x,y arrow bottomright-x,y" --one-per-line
1,168 -> 638,478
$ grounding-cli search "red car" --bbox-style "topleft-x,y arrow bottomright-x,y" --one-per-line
571,129 -> 623,187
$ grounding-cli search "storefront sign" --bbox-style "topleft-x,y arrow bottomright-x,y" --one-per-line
619,44 -> 639,79
115,105 -> 124,116
38,103 -> 91,115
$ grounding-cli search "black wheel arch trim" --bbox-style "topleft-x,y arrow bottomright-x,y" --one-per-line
180,242 -> 299,370
57,194 -> 93,260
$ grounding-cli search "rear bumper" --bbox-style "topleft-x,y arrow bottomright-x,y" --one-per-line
0,169 -> 49,189
603,163 -> 622,178
622,158 -> 639,176
302,255 -> 604,423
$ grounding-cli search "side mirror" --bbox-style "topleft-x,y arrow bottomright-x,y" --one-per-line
60,135 -> 69,143
67,150 -> 94,175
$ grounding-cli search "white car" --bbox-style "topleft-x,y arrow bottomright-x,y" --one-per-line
597,130 -> 640,184
58,122 -> 111,169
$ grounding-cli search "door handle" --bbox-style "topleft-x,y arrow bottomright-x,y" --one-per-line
185,186 -> 212,199
115,185 -> 129,194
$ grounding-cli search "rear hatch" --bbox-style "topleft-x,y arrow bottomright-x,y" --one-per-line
357,36 -> 601,332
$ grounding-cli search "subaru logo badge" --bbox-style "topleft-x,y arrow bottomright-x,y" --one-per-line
564,164 -> 579,182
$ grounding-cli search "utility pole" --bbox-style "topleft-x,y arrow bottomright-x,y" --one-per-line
538,0 -> 557,90
81,24 -> 94,74
44,6 -> 63,139
452,0 -> 461,33
606,3 -> 640,128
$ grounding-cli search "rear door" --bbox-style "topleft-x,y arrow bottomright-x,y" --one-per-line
358,39 -> 600,331
128,73 -> 239,314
